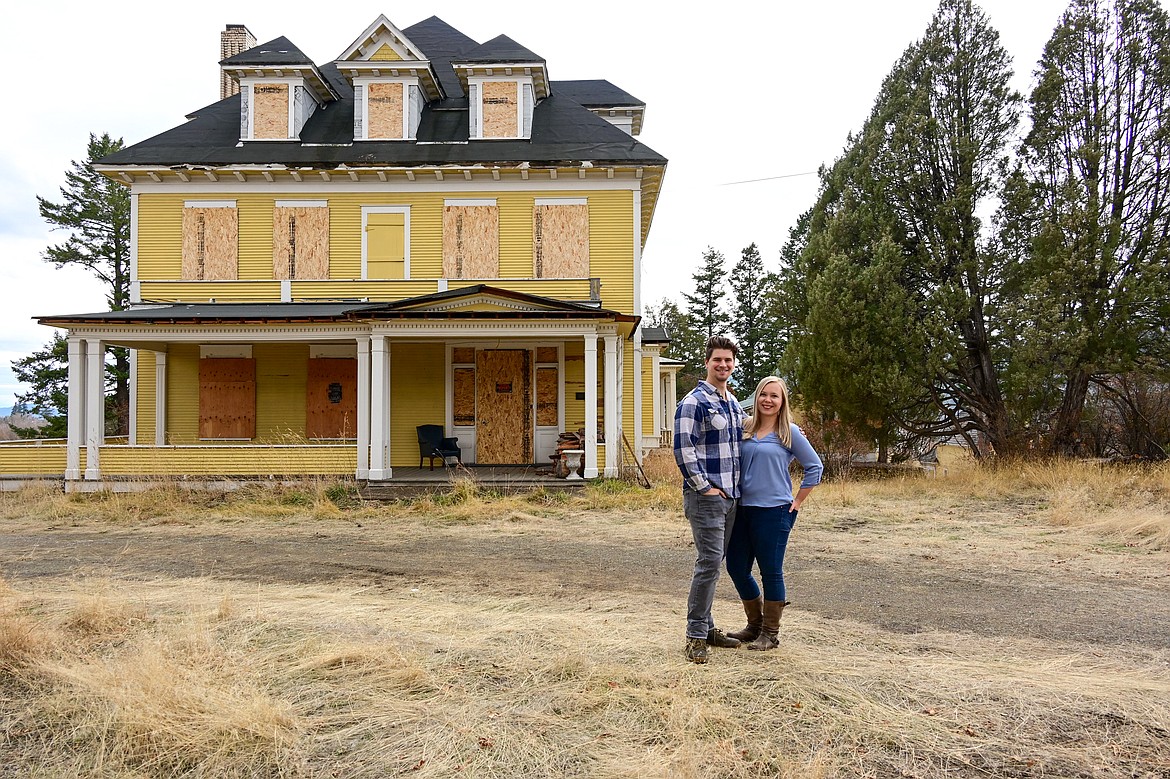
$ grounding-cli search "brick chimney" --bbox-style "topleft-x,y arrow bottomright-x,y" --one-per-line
220,24 -> 256,99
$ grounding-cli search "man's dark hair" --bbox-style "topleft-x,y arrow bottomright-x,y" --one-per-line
705,335 -> 738,361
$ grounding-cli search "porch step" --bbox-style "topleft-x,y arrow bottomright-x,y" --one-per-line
359,465 -> 588,499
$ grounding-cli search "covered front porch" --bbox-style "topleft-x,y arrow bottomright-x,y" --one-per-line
28,287 -> 645,487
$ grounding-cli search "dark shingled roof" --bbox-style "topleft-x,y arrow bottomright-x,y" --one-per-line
456,34 -> 544,63
554,79 -> 643,108
99,18 -> 664,169
640,326 -> 670,343
37,303 -> 382,324
220,36 -> 314,67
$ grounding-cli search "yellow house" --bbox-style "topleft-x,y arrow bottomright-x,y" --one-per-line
12,15 -> 670,486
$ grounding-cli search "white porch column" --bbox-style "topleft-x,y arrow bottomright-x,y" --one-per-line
603,334 -> 619,477
154,352 -> 167,446
650,348 -> 662,446
84,338 -> 104,480
356,336 -> 370,479
369,335 -> 391,480
129,349 -> 137,446
65,337 -> 85,480
583,332 -> 599,478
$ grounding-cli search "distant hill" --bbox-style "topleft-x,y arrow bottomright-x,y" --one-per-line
0,410 -> 47,441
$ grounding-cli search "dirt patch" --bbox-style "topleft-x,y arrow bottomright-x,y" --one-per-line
3,508 -> 1168,651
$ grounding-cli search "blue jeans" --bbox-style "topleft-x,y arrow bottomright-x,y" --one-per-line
726,503 -> 797,602
683,491 -> 736,639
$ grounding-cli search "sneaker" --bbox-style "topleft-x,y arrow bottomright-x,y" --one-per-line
706,628 -> 742,649
684,637 -> 709,664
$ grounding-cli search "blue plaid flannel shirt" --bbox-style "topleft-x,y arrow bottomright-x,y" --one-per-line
673,380 -> 746,497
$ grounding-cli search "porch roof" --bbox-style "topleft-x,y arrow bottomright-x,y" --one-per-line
37,286 -> 638,326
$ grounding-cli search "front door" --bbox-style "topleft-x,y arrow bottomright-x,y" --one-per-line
476,349 -> 531,463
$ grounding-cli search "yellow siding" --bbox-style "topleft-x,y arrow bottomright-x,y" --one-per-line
136,350 -> 157,445
136,190 -> 634,312
167,344 -> 200,442
370,44 -> 402,61
445,279 -> 592,299
255,344 -> 309,440
389,342 -> 445,467
139,281 -> 283,302
291,280 -> 436,300
564,340 -> 585,434
100,446 -> 355,476
641,351 -> 654,436
0,445 -> 68,476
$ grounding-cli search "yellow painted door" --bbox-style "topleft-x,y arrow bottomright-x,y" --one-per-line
476,349 -> 531,463
366,212 -> 405,279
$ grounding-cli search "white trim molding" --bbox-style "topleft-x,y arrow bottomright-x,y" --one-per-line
360,205 -> 411,280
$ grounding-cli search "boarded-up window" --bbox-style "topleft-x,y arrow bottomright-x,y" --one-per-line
306,358 -> 357,438
453,367 -> 475,425
273,205 -> 329,280
536,366 -> 558,426
452,347 -> 475,364
536,346 -> 558,363
534,203 -> 589,278
443,205 -> 498,278
366,212 -> 406,279
182,206 -> 238,280
481,81 -> 518,137
253,83 -> 289,139
368,82 -> 404,139
199,358 -> 256,439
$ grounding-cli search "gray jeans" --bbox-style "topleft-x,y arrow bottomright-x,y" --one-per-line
684,490 -> 736,639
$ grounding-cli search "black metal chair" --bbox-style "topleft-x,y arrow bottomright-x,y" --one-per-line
417,424 -> 462,470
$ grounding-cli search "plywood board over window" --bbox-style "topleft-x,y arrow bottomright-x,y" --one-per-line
273,206 -> 329,280
453,366 -> 476,426
306,358 -> 357,438
182,207 -> 238,280
536,366 -> 558,426
442,205 -> 498,278
253,83 -> 289,139
534,204 -> 589,278
367,82 -> 404,138
199,358 -> 256,439
481,81 -> 518,137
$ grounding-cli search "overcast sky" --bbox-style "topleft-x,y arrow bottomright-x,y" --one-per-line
0,0 -> 1074,410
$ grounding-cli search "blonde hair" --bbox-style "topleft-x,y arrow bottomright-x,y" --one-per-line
743,375 -> 793,448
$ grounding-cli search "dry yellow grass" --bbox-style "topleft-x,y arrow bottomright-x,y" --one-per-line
1,570 -> 1166,778
0,459 -> 1168,777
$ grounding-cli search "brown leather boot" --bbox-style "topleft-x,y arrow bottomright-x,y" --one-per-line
746,600 -> 789,651
726,596 -> 764,642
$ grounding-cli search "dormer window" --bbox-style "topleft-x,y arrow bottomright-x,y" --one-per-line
353,78 -> 425,140
468,78 -> 534,139
239,78 -> 319,141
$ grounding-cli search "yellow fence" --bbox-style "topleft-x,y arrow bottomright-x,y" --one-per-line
0,444 -> 70,476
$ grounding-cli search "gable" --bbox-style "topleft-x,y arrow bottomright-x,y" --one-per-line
337,15 -> 428,63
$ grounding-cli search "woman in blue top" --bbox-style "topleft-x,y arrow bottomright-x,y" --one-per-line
725,375 -> 823,650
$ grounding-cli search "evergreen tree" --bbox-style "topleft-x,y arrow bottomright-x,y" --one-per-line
645,299 -> 704,400
681,247 -> 728,343
18,132 -> 131,436
998,0 -> 1170,454
728,243 -> 780,389
791,0 -> 1021,457
10,334 -> 69,439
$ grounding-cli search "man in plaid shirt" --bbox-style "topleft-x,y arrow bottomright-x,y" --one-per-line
674,335 -> 746,664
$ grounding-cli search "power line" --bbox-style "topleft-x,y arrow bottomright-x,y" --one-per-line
720,171 -> 819,186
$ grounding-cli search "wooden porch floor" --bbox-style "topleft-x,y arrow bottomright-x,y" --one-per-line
360,464 -> 588,498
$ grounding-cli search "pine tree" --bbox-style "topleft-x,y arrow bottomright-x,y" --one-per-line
19,132 -> 131,436
681,248 -> 728,343
998,0 -> 1170,454
728,243 -> 780,389
10,334 -> 69,439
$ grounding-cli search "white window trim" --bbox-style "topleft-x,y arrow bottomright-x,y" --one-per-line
275,200 -> 328,208
353,76 -> 420,141
361,205 -> 411,279
468,76 -> 533,140
444,198 -> 497,207
184,200 -> 237,208
535,197 -> 587,206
